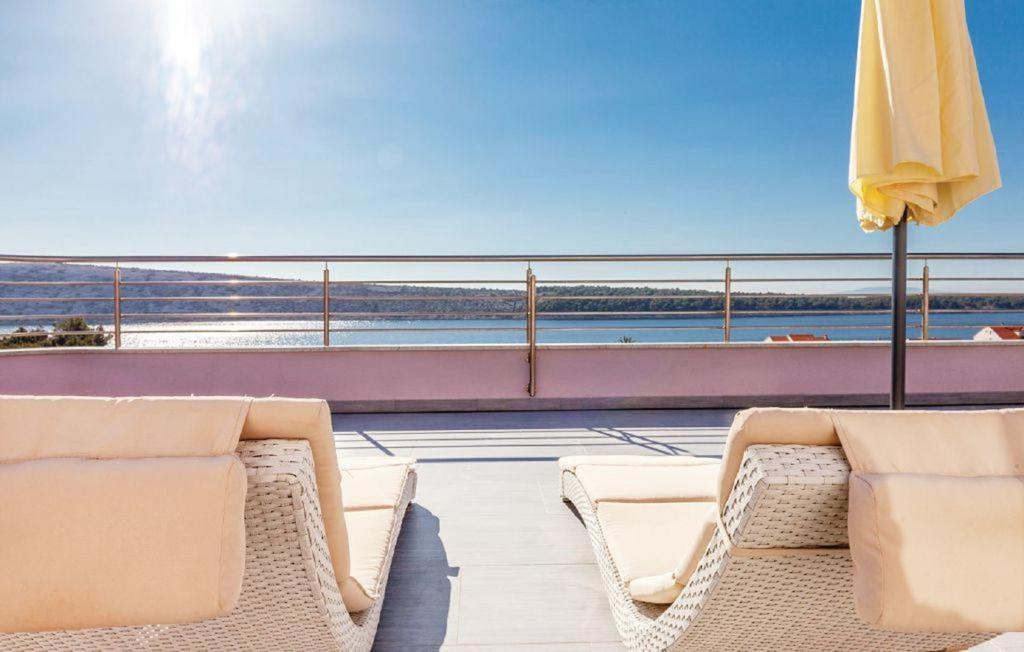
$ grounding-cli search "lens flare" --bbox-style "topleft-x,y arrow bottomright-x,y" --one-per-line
156,0 -> 247,173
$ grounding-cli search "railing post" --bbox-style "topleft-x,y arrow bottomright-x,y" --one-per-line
723,263 -> 732,343
113,264 -> 122,349
322,264 -> 331,347
921,262 -> 930,341
526,265 -> 537,397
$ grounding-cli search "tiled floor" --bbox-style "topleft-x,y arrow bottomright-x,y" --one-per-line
333,409 -> 1023,652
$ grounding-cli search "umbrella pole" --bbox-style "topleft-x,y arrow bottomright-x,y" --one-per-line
890,210 -> 908,410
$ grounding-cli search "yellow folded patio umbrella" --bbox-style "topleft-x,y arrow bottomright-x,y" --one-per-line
848,0 -> 1000,408
850,0 -> 1000,232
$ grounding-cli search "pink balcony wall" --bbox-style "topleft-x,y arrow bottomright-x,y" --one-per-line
0,342 -> 1021,411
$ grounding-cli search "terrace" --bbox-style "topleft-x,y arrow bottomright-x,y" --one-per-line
6,0 -> 1024,646
2,253 -> 1023,650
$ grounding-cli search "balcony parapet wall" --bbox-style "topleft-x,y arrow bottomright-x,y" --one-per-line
1,341 -> 1021,411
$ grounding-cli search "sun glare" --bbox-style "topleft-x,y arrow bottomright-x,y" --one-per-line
155,0 -> 247,173
163,1 -> 204,81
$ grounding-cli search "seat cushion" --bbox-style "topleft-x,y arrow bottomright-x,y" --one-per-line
575,461 -> 719,503
597,500 -> 717,603
337,457 -> 415,612
567,455 -> 720,604
626,571 -> 682,605
343,507 -> 397,611
559,454 -> 717,473
340,457 -> 417,511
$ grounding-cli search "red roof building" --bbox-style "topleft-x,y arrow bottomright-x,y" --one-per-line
973,326 -> 1024,341
764,333 -> 831,343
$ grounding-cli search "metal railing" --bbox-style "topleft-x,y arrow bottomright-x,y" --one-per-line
2,252 -> 1024,396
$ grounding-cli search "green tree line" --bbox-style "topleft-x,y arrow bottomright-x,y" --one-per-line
0,317 -> 110,349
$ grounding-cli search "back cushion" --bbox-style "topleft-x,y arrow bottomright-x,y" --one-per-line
0,456 -> 246,632
0,395 -> 251,633
0,395 -> 251,459
835,408 -> 1024,633
848,473 -> 1024,632
831,408 -> 1024,475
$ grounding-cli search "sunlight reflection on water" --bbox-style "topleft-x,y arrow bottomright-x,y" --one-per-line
22,312 -> 1014,348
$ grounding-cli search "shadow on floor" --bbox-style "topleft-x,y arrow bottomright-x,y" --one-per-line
374,504 -> 457,650
335,409 -> 734,464
336,408 -> 738,433
588,425 -> 693,455
353,430 -> 396,456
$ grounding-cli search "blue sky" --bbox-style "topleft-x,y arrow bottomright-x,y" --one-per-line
1,1 -> 1022,266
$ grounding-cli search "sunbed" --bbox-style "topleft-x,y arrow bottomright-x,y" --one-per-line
560,407 -> 1022,651
0,396 -> 414,651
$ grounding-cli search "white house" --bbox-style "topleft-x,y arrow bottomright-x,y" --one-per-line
973,326 -> 1024,341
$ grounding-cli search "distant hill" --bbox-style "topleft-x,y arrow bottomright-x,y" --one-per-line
0,263 -> 524,324
1,262 -> 1023,326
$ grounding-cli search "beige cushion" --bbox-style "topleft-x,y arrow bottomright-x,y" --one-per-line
340,457 -> 417,510
344,508 -> 397,609
0,395 -> 251,460
831,408 -> 1024,475
0,395 -> 249,633
567,456 -> 719,503
0,456 -> 246,633
559,454 -> 716,473
567,455 -> 720,604
717,408 -> 838,510
626,571 -> 684,604
849,473 -> 1024,632
834,409 -> 1024,633
238,399 -> 416,613
338,458 -> 415,611
597,501 -> 717,603
239,398 -> 354,606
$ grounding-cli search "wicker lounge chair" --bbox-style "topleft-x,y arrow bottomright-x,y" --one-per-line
559,408 -> 1007,651
0,396 -> 415,652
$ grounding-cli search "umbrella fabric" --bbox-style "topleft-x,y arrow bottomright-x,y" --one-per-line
849,0 -> 1000,232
